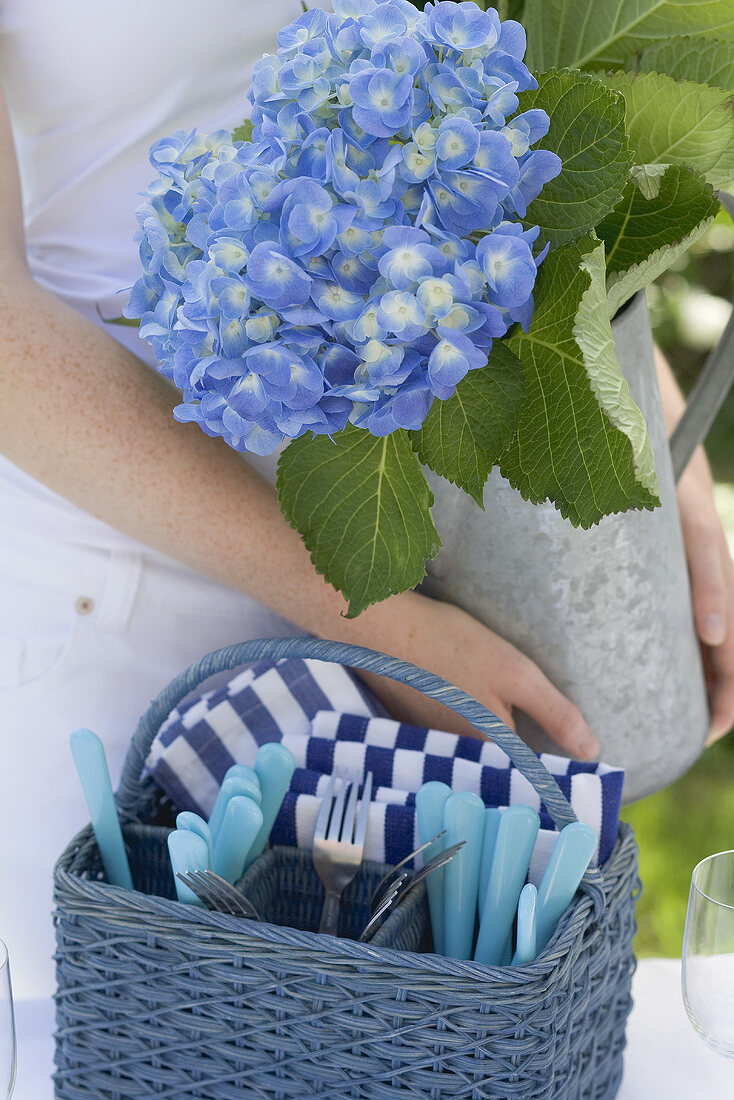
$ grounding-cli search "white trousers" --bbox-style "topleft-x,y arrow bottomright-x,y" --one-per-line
0,520 -> 297,999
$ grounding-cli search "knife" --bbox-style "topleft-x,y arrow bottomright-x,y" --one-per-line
474,805 -> 540,966
247,742 -> 296,865
535,822 -> 597,954
415,781 -> 451,954
70,728 -> 133,891
212,795 -> 264,883
511,882 -> 538,966
478,806 -> 502,912
168,830 -> 209,906
442,791 -> 485,960
208,771 -> 262,840
176,811 -> 214,870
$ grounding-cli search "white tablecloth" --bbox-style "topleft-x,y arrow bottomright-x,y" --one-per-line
14,959 -> 733,1098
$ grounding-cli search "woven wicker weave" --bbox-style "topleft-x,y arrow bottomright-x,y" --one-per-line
54,636 -> 640,1099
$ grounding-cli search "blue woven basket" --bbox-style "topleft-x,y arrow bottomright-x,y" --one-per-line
54,637 -> 640,1099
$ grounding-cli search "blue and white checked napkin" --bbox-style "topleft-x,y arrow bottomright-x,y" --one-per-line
146,658 -> 624,881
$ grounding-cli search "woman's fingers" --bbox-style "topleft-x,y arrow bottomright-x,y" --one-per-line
705,539 -> 734,745
507,654 -> 599,761
355,671 -> 516,740
354,593 -> 596,759
682,512 -> 728,646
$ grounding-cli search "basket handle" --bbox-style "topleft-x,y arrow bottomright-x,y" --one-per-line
116,636 -> 579,830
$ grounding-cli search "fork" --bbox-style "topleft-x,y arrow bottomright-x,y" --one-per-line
312,771 -> 373,936
176,870 -> 260,920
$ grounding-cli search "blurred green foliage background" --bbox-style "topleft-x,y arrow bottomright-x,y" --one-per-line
621,207 -> 734,958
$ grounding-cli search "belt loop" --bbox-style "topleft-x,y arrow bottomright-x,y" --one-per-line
96,552 -> 144,633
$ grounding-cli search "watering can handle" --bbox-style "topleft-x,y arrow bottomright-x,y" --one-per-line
669,191 -> 734,482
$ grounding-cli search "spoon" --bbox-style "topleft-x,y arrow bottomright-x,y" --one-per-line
415,781 -> 452,953
370,829 -> 447,913
358,840 -> 465,943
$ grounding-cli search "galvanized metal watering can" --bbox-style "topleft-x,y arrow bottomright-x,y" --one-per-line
422,258 -> 734,802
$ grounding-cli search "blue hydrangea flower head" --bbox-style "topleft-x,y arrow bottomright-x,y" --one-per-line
126,0 -> 562,452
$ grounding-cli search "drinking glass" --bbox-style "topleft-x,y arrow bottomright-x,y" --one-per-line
0,941 -> 15,1097
682,850 -> 734,1058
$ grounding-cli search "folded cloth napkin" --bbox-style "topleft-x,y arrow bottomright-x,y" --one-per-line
146,658 -> 624,879
145,657 -> 389,813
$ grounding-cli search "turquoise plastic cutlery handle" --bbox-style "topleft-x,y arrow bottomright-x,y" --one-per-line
535,822 -> 597,953
478,807 -> 502,912
415,782 -> 451,955
70,729 -> 133,891
213,795 -> 264,883
443,791 -> 485,961
168,830 -> 209,906
176,812 -> 214,870
512,882 -> 538,966
247,743 -> 296,865
208,773 -> 262,840
224,764 -> 260,791
474,805 -> 540,966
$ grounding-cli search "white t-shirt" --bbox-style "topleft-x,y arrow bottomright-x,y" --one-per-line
0,0 -> 321,547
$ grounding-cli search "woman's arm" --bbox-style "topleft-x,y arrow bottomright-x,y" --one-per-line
654,346 -> 734,742
0,86 -> 599,758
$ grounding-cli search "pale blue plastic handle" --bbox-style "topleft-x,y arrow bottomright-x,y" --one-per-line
512,882 -> 538,966
168,830 -> 209,906
415,782 -> 451,955
176,812 -> 214,870
247,743 -> 296,866
442,791 -> 485,961
474,805 -> 540,966
535,822 -> 598,953
208,773 -> 262,840
213,795 -> 264,883
478,807 -> 502,912
70,729 -> 134,891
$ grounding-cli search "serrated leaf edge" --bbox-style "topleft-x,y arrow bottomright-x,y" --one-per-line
575,242 -> 659,502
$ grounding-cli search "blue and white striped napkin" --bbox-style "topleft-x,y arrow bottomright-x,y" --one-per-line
146,658 -> 624,879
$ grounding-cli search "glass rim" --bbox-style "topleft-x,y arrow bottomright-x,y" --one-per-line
0,940 -> 7,968
692,849 -> 734,911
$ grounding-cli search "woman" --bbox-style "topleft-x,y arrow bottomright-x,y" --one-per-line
0,0 -> 732,1013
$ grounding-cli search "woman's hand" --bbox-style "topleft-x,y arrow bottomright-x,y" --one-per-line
654,346 -> 734,744
676,449 -> 734,744
342,590 -> 600,760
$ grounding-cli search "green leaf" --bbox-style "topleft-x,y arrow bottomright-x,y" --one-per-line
599,70 -> 734,190
411,342 -> 523,507
232,120 -> 254,144
625,36 -> 734,92
500,235 -> 660,527
598,164 -> 719,316
524,0 -> 734,72
277,424 -> 440,616
517,70 -> 632,249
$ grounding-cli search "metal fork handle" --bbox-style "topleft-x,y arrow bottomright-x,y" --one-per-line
319,889 -> 343,936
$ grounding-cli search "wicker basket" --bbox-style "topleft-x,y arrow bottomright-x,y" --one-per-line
54,636 -> 640,1099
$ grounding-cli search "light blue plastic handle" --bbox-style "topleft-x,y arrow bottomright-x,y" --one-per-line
168,830 -> 209,906
70,729 -> 134,891
443,791 -> 485,961
478,807 -> 502,912
512,882 -> 538,966
224,764 -> 260,790
415,782 -> 451,955
176,812 -> 214,870
208,772 -> 262,840
247,743 -> 296,866
213,795 -> 264,884
473,805 -> 540,966
535,822 -> 597,953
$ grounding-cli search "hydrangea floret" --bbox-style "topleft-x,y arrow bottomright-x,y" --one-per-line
126,0 -> 561,455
